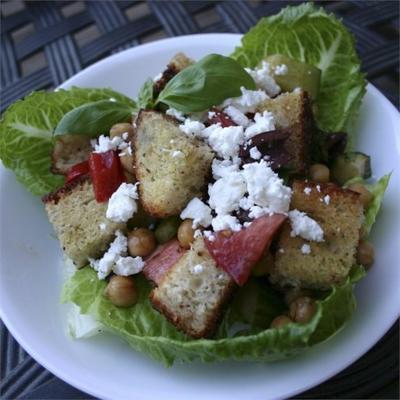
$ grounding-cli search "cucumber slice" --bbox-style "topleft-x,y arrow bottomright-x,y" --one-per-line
265,54 -> 321,99
331,152 -> 371,186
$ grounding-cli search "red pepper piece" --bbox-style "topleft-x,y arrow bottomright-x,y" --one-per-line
66,161 -> 90,182
205,214 -> 287,286
89,150 -> 125,202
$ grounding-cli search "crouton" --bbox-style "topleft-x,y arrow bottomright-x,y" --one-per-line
271,180 -> 363,289
51,134 -> 92,174
257,90 -> 313,174
150,237 -> 235,338
43,176 -> 124,267
154,52 -> 194,94
134,110 -> 214,218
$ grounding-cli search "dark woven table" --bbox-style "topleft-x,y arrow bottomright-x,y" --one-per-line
0,1 -> 399,399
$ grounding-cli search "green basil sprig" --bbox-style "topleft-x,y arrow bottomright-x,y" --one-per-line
137,78 -> 155,110
54,100 -> 136,136
157,54 -> 256,113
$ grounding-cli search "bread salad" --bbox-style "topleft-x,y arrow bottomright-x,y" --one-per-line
0,4 -> 390,365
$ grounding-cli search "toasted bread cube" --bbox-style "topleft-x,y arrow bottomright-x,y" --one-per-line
43,177 -> 124,267
150,237 -> 235,338
51,134 -> 92,174
271,181 -> 363,289
257,90 -> 313,174
134,111 -> 214,218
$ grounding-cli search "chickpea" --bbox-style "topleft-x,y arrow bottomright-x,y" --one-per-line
289,296 -> 317,323
128,228 -> 156,257
310,163 -> 330,183
270,315 -> 292,329
104,276 -> 138,307
284,288 -> 312,306
348,183 -> 373,208
109,122 -> 134,139
357,240 -> 374,268
177,219 -> 195,249
120,152 -> 135,175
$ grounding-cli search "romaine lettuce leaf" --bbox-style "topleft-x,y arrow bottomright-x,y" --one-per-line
62,267 -> 357,366
0,87 -> 136,196
231,3 -> 366,137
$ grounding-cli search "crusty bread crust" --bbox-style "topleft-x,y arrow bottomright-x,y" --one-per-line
42,175 -> 90,204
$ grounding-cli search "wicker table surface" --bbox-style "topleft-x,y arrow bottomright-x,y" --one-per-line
0,1 -> 399,399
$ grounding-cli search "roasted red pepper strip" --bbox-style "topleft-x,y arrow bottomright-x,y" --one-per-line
205,214 -> 287,286
89,150 -> 125,202
66,160 -> 90,183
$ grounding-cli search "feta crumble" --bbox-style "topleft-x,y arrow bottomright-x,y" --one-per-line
224,105 -> 250,127
245,61 -> 281,97
244,111 -> 275,139
205,124 -> 245,159
166,108 -> 186,121
179,118 -> 205,137
211,158 -> 240,179
249,146 -> 262,160
301,243 -> 311,254
92,134 -> 129,153
222,87 -> 268,113
106,183 -> 139,223
89,230 -> 144,279
180,198 -> 212,228
211,214 -> 242,232
323,195 -> 331,205
304,187 -> 312,195
274,64 -> 288,75
289,210 -> 324,242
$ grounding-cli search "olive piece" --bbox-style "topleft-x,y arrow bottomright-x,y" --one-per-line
177,219 -> 195,249
104,276 -> 138,307
289,296 -> 317,323
309,163 -> 330,183
270,315 -> 292,329
109,123 -> 134,139
348,183 -> 373,208
128,228 -> 156,257
357,241 -> 374,268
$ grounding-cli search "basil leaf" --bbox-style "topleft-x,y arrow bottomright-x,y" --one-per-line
157,54 -> 256,113
54,100 -> 135,136
137,78 -> 155,110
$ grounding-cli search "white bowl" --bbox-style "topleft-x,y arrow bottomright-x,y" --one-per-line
0,34 -> 399,400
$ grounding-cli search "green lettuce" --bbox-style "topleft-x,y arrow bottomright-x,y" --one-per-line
62,268 -> 359,366
0,88 -> 136,196
231,3 -> 366,137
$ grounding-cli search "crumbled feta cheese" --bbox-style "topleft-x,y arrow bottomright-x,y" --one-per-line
194,229 -> 203,238
113,256 -> 144,276
304,187 -> 312,195
171,150 -> 184,159
222,87 -> 268,113
249,146 -> 262,160
224,105 -> 250,127
244,111 -> 275,139
248,205 -> 273,219
208,111 -> 216,119
166,108 -> 186,121
239,196 -> 253,210
179,118 -> 205,137
301,244 -> 311,254
274,64 -> 288,75
89,231 -> 144,279
245,61 -> 281,97
203,230 -> 215,241
208,171 -> 247,214
242,160 -> 292,214
92,134 -> 128,153
99,223 -> 107,231
190,264 -> 204,274
316,185 -> 321,192
106,183 -> 139,223
180,198 -> 212,228
289,210 -> 324,242
206,124 -> 245,159
211,158 -> 240,179
323,195 -> 330,205
122,132 -> 129,140
211,214 -> 242,232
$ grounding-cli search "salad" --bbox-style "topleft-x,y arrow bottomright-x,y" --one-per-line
0,4 -> 390,366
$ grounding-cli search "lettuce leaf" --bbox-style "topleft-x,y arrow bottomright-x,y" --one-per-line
0,88 -> 136,196
231,3 -> 366,136
62,268 -> 357,366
